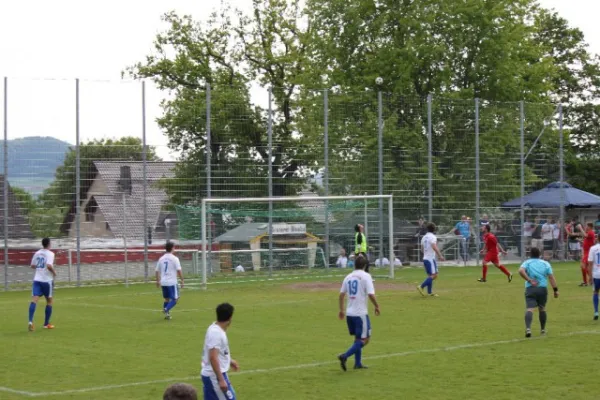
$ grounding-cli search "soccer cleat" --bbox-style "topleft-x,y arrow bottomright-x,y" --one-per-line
477,278 -> 487,283
354,365 -> 368,369
579,282 -> 588,287
429,293 -> 439,297
540,329 -> 547,336
28,322 -> 34,332
43,324 -> 55,329
416,286 -> 426,297
594,313 -> 599,321
337,354 -> 347,372
525,329 -> 532,338
164,312 -> 172,321
508,274 -> 513,283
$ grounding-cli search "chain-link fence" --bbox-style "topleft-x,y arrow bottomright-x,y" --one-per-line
2,77 -> 585,290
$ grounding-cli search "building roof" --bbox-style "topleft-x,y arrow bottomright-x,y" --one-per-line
214,222 -> 318,243
61,161 -> 176,240
0,175 -> 35,239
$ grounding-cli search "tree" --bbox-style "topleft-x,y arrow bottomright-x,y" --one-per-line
38,137 -> 158,216
126,1 -> 316,208
11,187 -> 36,216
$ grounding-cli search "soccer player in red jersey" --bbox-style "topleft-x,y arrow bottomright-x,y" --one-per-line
478,224 -> 512,283
582,222 -> 596,286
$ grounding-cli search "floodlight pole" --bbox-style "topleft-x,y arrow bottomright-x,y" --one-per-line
559,104 -> 565,260
267,87 -> 273,276
519,101 -> 525,261
3,77 -> 8,291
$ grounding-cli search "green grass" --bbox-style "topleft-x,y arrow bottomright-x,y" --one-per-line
1,263 -> 599,399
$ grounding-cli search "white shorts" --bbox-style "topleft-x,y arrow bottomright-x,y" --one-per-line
569,242 -> 581,251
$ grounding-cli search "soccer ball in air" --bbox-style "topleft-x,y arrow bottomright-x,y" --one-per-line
375,77 -> 383,85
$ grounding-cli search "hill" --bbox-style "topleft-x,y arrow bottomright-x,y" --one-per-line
0,136 -> 71,195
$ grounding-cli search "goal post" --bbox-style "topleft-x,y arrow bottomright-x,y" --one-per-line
200,194 -> 395,289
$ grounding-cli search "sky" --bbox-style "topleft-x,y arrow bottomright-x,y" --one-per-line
0,0 -> 598,161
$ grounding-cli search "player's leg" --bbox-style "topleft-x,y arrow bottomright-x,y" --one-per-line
493,259 -> 512,282
353,315 -> 371,369
418,261 -> 434,296
478,259 -> 488,282
222,373 -> 236,400
580,254 -> 589,286
165,286 -> 179,313
43,282 -> 55,329
338,316 -> 364,371
593,279 -> 600,320
28,282 -> 42,331
203,375 -> 230,400
524,288 -> 538,337
538,288 -> 548,334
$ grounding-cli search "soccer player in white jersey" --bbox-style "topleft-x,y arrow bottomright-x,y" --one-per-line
337,255 -> 380,371
28,237 -> 56,331
587,234 -> 600,320
155,241 -> 184,320
201,303 -> 239,400
417,223 -> 445,297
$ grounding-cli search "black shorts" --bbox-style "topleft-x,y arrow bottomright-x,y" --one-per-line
543,240 -> 553,251
525,287 -> 548,309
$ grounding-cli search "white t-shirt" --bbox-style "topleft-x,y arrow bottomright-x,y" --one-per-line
155,253 -> 182,286
340,270 -> 375,317
421,232 -> 437,261
201,323 -> 231,378
394,258 -> 402,266
375,257 -> 390,267
31,249 -> 55,283
552,224 -> 560,240
588,244 -> 600,279
523,222 -> 533,237
336,256 -> 348,268
541,223 -> 553,241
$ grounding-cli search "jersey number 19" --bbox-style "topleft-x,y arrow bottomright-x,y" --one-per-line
347,280 -> 358,295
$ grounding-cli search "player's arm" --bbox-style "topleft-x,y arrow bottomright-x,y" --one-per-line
46,263 -> 56,278
177,270 -> 184,288
432,242 -> 445,261
497,242 -> 507,255
209,348 -> 228,391
518,266 -> 537,287
338,292 -> 346,320
548,274 -> 559,298
368,293 -> 380,316
154,262 -> 161,288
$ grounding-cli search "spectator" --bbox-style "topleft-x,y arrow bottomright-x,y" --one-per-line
453,215 -> 471,262
541,217 -> 554,260
336,249 -> 348,268
567,217 -> 584,260
347,252 -> 355,268
393,257 -> 403,267
374,257 -> 390,267
553,219 -> 563,260
163,383 -> 197,400
531,216 -> 543,253
523,217 -> 534,250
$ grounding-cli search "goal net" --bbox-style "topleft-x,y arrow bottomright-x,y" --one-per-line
190,194 -> 395,287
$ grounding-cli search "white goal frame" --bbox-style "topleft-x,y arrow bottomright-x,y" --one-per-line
201,194 -> 395,288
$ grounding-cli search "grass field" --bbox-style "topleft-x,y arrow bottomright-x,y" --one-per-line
1,262 -> 599,399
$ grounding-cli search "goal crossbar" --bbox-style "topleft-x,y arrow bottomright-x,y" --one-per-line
200,194 -> 395,289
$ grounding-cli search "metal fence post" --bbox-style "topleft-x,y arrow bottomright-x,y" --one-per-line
474,98 -> 480,265
324,89 -> 330,268
519,101 -> 525,261
142,81 -> 148,281
377,91 -> 384,262
558,104 -> 565,260
205,83 -> 212,276
3,77 -> 8,291
75,79 -> 81,286
267,87 -> 273,277
427,94 -> 433,223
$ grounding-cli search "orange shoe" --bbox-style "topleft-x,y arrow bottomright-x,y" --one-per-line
43,324 -> 55,329
28,322 -> 34,332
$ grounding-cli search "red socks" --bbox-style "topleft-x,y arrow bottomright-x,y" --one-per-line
498,265 -> 510,277
482,265 -> 488,280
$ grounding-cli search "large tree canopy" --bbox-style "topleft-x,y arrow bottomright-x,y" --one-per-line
128,0 -> 600,218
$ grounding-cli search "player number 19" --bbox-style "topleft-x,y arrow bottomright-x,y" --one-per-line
347,280 -> 358,295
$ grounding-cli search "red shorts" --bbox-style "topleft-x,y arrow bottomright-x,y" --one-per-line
483,253 -> 499,265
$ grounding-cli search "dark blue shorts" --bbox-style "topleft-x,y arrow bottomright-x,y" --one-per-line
202,372 -> 236,400
161,285 -> 179,300
32,281 -> 53,298
346,315 -> 371,340
423,259 -> 438,275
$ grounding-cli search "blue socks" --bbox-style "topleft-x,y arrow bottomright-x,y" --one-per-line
355,347 -> 363,367
44,306 -> 52,326
343,340 -> 364,363
165,300 -> 177,312
163,301 -> 168,311
28,302 -> 36,323
594,293 -> 599,313
421,277 -> 433,294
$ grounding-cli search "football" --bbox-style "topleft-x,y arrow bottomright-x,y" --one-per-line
375,77 -> 383,85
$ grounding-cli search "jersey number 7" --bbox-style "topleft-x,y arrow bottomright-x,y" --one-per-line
164,262 -> 168,273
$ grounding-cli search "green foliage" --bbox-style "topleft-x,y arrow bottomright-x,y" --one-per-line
11,187 -> 36,216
